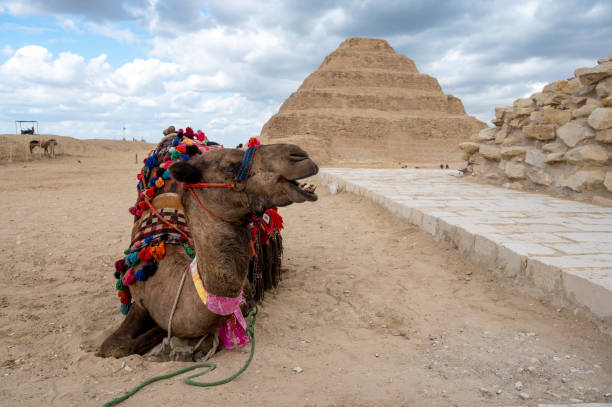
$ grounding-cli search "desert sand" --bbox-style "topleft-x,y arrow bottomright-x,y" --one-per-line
1,136 -> 611,406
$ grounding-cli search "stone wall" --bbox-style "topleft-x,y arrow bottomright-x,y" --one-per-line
460,55 -> 612,206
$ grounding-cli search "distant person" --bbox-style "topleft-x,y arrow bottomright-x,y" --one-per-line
440,164 -> 444,169
445,164 -> 449,169
236,143 -> 243,149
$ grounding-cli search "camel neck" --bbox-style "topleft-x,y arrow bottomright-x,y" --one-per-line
184,201 -> 251,298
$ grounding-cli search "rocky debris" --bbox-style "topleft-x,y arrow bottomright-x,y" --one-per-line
260,37 -> 486,166
519,392 -> 530,400
459,54 -> 612,206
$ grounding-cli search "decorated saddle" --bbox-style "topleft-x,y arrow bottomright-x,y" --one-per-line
112,127 -> 284,327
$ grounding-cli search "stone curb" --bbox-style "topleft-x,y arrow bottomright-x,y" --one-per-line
319,168 -> 612,335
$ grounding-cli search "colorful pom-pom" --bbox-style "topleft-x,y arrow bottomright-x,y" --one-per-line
155,178 -> 164,188
186,145 -> 199,156
172,139 -> 179,146
122,269 -> 135,286
114,271 -> 121,279
195,131 -> 205,141
116,279 -> 126,291
125,252 -> 139,266
162,169 -> 171,180
145,236 -> 153,244
135,208 -> 143,217
248,137 -> 261,147
143,263 -> 158,277
120,303 -> 131,315
138,201 -> 147,210
170,150 -> 182,161
184,243 -> 195,258
185,127 -> 194,136
176,144 -> 187,154
180,154 -> 191,160
134,269 -> 147,281
145,153 -> 158,168
115,259 -> 126,273
150,242 -> 165,259
138,247 -> 153,262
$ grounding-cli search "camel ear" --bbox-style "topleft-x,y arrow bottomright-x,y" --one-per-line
169,161 -> 203,184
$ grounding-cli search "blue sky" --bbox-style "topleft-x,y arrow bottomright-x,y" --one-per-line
0,0 -> 611,147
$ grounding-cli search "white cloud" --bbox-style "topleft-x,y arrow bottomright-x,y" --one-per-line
1,44 -> 13,56
87,22 -> 139,44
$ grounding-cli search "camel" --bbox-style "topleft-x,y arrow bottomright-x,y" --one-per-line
98,141 -> 318,358
29,139 -> 57,158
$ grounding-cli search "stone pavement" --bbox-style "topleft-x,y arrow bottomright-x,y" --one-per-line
319,168 -> 612,333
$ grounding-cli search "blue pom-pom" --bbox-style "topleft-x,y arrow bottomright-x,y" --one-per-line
148,176 -> 158,187
144,236 -> 153,244
135,269 -> 147,281
125,252 -> 139,266
181,154 -> 191,160
120,303 -> 131,315
172,139 -> 179,146
162,170 -> 171,180
145,153 -> 158,168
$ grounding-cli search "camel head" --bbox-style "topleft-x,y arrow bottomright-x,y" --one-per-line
170,144 -> 318,220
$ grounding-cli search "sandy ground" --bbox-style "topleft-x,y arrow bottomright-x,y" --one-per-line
1,141 -> 611,407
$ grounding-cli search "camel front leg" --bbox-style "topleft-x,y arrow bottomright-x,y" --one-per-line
97,303 -> 165,358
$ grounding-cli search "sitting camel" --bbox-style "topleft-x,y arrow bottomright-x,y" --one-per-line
98,139 -> 318,358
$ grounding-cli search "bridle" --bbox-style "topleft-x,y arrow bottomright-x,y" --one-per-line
183,145 -> 258,223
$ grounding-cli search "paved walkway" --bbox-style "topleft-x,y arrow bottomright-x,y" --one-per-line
319,168 -> 612,333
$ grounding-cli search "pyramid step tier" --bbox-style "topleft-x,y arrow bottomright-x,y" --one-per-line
281,90 -> 466,114
300,70 -> 442,91
320,49 -> 418,72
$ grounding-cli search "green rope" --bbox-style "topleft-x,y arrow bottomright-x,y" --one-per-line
102,312 -> 256,407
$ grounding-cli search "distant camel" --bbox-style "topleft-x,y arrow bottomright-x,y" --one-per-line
29,139 -> 58,158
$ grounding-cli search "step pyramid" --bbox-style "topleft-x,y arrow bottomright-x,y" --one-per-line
260,37 -> 486,167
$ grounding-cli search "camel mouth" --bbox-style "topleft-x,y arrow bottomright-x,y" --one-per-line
287,179 -> 318,201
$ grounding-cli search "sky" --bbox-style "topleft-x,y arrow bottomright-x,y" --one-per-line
0,0 -> 611,146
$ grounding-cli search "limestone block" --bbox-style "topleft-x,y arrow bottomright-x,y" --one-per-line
513,98 -> 533,108
532,92 -> 555,106
501,146 -> 530,158
565,144 -> 609,165
574,102 -> 599,118
494,124 -> 509,144
557,120 -> 595,147
502,133 -> 525,146
509,117 -> 529,128
530,108 -> 572,126
527,169 -> 553,186
603,97 -> 612,107
574,62 -> 612,86
592,195 -> 612,206
543,80 -> 568,93
559,168 -> 605,191
542,142 -> 568,153
596,76 -> 612,98
479,145 -> 501,161
523,124 -> 556,141
459,142 -> 480,153
485,172 -> 501,180
545,152 -> 566,164
494,107 -> 513,122
564,77 -> 583,94
587,107 -> 612,130
471,127 -> 498,141
595,128 -> 612,143
603,171 -> 612,192
513,107 -> 535,115
505,161 -> 527,179
525,149 -> 547,168
598,54 -> 612,64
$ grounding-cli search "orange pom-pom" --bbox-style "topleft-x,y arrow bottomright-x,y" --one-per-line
150,242 -> 166,259
155,178 -> 164,188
